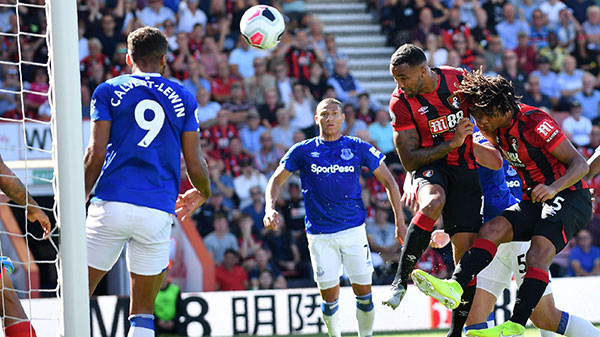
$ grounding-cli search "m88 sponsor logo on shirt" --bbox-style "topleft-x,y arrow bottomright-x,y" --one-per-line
428,110 -> 464,135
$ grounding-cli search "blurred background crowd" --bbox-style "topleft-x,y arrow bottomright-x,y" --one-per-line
0,0 -> 599,296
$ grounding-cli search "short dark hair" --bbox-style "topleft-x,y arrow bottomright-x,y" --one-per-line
456,70 -> 521,118
316,98 -> 343,113
390,44 -> 427,67
127,27 -> 168,68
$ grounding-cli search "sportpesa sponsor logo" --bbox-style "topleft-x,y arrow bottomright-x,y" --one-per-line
311,164 -> 355,174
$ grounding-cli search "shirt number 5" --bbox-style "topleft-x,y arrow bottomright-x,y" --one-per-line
135,99 -> 165,148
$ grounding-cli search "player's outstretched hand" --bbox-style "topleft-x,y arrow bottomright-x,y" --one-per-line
395,222 -> 407,245
401,189 -> 418,213
430,229 -> 450,248
530,184 -> 557,203
175,189 -> 207,221
263,208 -> 280,231
27,207 -> 51,240
450,118 -> 474,149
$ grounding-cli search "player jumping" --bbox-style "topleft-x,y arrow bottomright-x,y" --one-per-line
264,98 -> 405,337
84,27 -> 210,337
411,71 -> 594,337
383,43 -> 502,337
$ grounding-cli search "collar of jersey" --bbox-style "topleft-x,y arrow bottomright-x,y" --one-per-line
133,71 -> 162,77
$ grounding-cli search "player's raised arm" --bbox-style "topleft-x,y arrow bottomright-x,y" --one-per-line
0,154 -> 50,237
178,131 -> 211,218
372,163 -> 407,244
264,163 -> 293,231
83,120 -> 111,201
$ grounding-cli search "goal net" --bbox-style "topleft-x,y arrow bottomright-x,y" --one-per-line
0,0 -> 89,336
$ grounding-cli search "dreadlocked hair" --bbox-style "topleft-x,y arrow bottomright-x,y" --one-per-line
456,69 -> 521,117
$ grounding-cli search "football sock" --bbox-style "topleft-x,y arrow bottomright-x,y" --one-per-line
128,314 -> 155,337
446,282 -> 476,337
355,293 -> 374,337
539,329 -> 556,337
392,212 -> 435,288
452,238 -> 497,287
464,322 -> 488,335
510,268 -> 548,326
561,311 -> 600,336
321,299 -> 341,337
4,321 -> 37,337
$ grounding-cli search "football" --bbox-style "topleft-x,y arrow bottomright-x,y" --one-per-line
239,5 -> 285,50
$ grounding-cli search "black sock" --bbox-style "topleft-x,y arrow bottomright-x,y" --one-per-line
446,283 -> 476,337
452,238 -> 497,287
510,268 -> 549,326
391,222 -> 432,288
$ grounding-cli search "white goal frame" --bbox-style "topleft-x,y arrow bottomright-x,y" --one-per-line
47,0 -> 90,336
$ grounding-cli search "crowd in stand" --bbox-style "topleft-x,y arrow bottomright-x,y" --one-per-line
1,0 -> 600,291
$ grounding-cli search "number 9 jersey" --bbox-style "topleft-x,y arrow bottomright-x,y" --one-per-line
90,72 -> 199,214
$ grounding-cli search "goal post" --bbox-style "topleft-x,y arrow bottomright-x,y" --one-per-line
47,0 -> 90,335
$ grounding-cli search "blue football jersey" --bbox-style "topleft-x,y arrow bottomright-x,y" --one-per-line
281,136 -> 385,234
90,72 -> 199,214
473,127 -> 523,221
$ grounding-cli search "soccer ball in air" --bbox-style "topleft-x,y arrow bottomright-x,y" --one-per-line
240,5 -> 285,50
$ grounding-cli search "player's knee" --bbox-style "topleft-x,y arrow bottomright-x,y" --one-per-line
479,218 -> 511,244
526,243 -> 555,268
420,194 -> 445,215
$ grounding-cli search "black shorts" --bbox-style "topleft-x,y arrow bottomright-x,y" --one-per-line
413,161 -> 483,237
500,188 -> 593,252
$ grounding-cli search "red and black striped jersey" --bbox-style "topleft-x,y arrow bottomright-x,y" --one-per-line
285,47 -> 316,82
495,104 -> 587,200
389,66 -> 476,169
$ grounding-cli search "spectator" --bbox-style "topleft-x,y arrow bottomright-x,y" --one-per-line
565,0 -> 591,25
409,7 -> 441,46
499,50 -> 528,96
562,100 -> 593,147
229,35 -> 265,80
288,82 -> 316,138
202,108 -> 239,153
89,13 -> 125,61
195,87 -> 221,129
424,0 -> 448,27
162,19 -> 178,52
238,214 -> 263,261
0,66 -> 20,118
485,36 -> 504,74
531,55 -> 561,107
154,270 -> 184,336
341,104 -> 367,137
514,31 -> 537,74
521,74 -> 553,110
573,72 -> 600,120
208,158 -> 236,210
257,89 -> 284,127
223,137 -> 252,177
557,8 -> 581,52
215,249 -> 248,291
458,0 -> 479,29
80,38 -> 110,79
367,206 -> 400,280
239,110 -> 267,153
356,93 -> 376,124
140,0 -> 175,28
78,20 -> 89,62
204,213 -> 239,265
234,159 -> 268,209
257,270 -> 276,289
222,82 -> 255,124
187,23 -> 204,55
280,182 -> 306,234
516,0 -> 538,23
262,218 -> 306,279
539,0 -> 567,30
210,61 -> 239,103
441,8 -> 474,51
273,61 -> 294,107
470,8 -> 492,51
483,0 -> 508,35
453,33 -> 477,70
193,190 -> 230,237
170,32 -> 195,81
495,3 -> 530,50
24,68 -> 49,119
529,9 -> 550,50
368,109 -> 395,158
248,248 -> 287,289
271,108 -> 299,151
242,186 -> 268,237
308,17 -> 326,52
583,5 -> 600,51
423,32 -> 448,67
255,130 -> 285,176
323,33 -> 348,77
572,32 -> 598,74
539,31 -> 569,73
558,55 -> 585,103
389,0 -> 420,46
183,60 -> 211,98
327,59 -> 365,106
244,57 -> 277,106
281,0 -> 307,29
177,0 -> 207,33
276,30 -> 325,83
568,229 -> 600,276
199,35 -> 227,78
302,61 -> 328,102
109,42 -> 131,77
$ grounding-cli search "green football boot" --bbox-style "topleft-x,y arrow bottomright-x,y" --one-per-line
410,269 -> 463,309
466,321 -> 525,337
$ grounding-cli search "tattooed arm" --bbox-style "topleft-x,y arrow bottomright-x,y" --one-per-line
394,118 -> 474,172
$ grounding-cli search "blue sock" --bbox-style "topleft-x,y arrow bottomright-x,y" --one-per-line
356,293 -> 374,312
557,311 -> 569,335
464,322 -> 489,335
128,314 -> 154,337
321,299 -> 339,316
